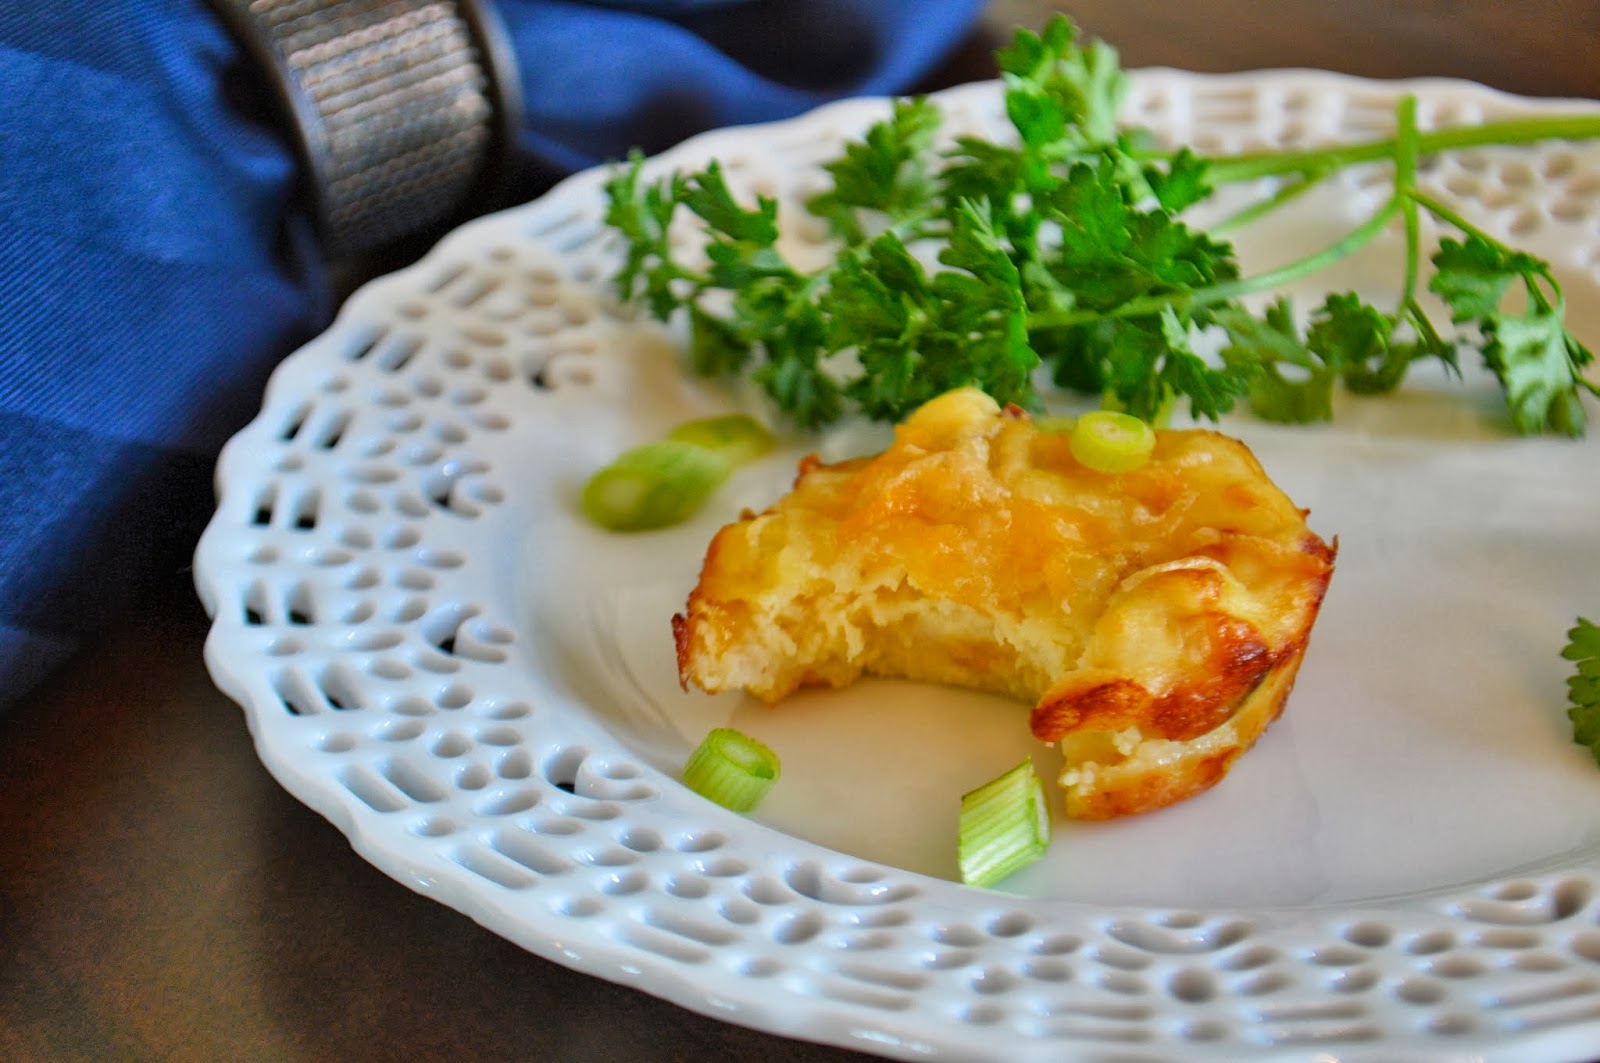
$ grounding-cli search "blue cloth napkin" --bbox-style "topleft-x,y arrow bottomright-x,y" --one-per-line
0,0 -> 984,709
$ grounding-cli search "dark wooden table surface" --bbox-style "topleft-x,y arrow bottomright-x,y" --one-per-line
3,4 -> 1595,1061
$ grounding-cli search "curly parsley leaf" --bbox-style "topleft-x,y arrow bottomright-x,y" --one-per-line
1153,308 -> 1251,421
1430,234 -> 1597,436
806,96 -> 942,243
934,201 -> 1039,404
1484,305 -> 1592,436
748,307 -> 839,429
1145,148 -> 1213,214
1214,299 -> 1333,423
1307,292 -> 1429,396
996,15 -> 1128,150
1429,234 -> 1543,323
604,152 -> 691,320
680,161 -> 779,244
1565,619 -> 1600,763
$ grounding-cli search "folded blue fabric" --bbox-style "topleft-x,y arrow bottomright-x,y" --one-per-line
0,0 -> 983,710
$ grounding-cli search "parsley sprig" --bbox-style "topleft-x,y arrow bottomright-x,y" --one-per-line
603,16 -> 1600,435
1566,619 -> 1600,766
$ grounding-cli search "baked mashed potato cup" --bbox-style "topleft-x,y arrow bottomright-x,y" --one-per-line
673,388 -> 1336,820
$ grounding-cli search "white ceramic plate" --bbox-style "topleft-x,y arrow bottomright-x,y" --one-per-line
196,71 -> 1600,1061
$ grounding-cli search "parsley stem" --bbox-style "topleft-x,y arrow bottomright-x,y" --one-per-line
1202,113 -> 1600,185
1394,96 -> 1423,318
1208,168 -> 1330,236
1408,189 -> 1503,247
1403,296 -> 1449,359
1193,195 -> 1403,302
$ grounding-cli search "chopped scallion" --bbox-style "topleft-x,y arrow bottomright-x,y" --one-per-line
683,727 -> 781,812
580,439 -> 731,531
958,758 -> 1050,888
1069,410 -> 1156,473
667,413 -> 777,466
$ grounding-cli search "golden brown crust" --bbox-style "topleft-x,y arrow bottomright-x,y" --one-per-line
671,610 -> 691,690
1056,648 -> 1311,819
673,388 -> 1336,819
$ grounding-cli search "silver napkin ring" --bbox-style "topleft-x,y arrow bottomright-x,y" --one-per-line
209,0 -> 522,259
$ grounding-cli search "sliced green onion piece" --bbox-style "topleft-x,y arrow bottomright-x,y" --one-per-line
667,413 -> 777,467
1069,410 -> 1156,473
958,758 -> 1050,888
581,439 -> 732,531
683,727 -> 781,812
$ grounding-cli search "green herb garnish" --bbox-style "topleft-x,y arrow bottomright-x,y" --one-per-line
1068,409 -> 1155,472
667,413 -> 777,466
1565,619 -> 1600,765
580,439 -> 731,531
581,414 -> 773,531
683,727 -> 781,812
958,758 -> 1051,888
604,15 -> 1600,435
